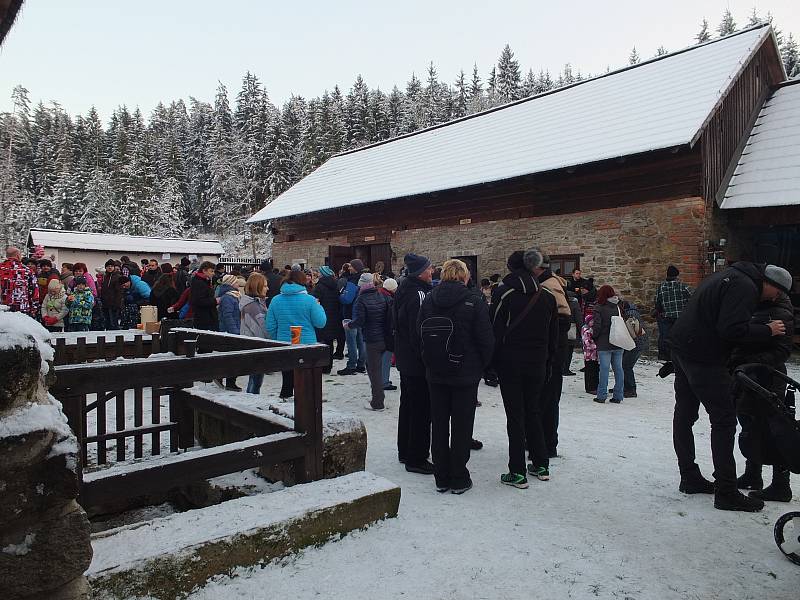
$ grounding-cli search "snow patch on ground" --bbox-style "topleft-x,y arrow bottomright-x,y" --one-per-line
208,468 -> 285,495
186,358 -> 800,600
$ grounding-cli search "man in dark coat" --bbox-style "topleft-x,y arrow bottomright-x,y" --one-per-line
99,259 -> 122,329
190,261 -> 219,331
492,249 -> 559,488
566,267 -> 596,306
394,253 -> 434,474
417,259 -> 494,494
337,260 -> 367,375
731,290 -> 795,502
669,262 -> 789,512
266,267 -> 283,301
142,259 -> 161,288
174,257 -> 191,291
312,265 -> 344,374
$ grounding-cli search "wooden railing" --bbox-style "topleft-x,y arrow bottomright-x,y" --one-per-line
49,329 -> 328,509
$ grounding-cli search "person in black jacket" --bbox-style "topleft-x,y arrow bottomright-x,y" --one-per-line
492,250 -> 559,489
669,262 -> 789,512
731,291 -> 795,502
418,259 -> 494,494
338,261 -> 367,375
394,253 -> 435,474
312,266 -> 343,374
349,272 -> 391,410
190,261 -> 219,331
149,273 -> 180,321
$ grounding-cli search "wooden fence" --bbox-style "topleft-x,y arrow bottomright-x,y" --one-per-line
50,328 -> 327,510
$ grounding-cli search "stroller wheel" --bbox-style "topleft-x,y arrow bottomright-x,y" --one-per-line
774,512 -> 800,566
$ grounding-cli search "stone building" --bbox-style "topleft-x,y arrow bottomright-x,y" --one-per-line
248,25 -> 796,310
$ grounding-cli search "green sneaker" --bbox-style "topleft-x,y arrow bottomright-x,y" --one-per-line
500,472 -> 529,489
527,464 -> 550,481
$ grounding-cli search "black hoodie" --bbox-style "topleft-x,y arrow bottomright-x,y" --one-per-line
311,275 -> 343,342
491,270 -> 559,364
416,280 -> 494,386
668,262 -> 773,365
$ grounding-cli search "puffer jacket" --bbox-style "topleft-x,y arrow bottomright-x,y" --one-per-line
67,288 -> 95,325
350,286 -> 389,343
128,275 -> 151,305
217,284 -> 241,335
42,292 -> 68,328
592,299 -> 624,352
669,262 -> 773,365
729,292 -> 794,377
239,293 -> 267,339
417,280 -> 494,386
311,275 -> 343,342
265,282 -> 326,344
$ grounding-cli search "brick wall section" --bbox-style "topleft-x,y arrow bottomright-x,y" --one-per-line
272,196 -> 706,311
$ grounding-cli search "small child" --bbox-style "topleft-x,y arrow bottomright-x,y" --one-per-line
581,311 -> 599,395
41,279 -> 68,332
66,276 -> 95,332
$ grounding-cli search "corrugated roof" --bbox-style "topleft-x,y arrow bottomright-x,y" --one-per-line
27,229 -> 225,255
248,26 -> 772,223
719,80 -> 800,209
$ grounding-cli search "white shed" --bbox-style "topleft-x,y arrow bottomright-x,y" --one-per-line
27,229 -> 224,273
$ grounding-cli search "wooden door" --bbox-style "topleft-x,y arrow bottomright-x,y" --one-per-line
327,246 -> 351,274
369,244 -> 392,274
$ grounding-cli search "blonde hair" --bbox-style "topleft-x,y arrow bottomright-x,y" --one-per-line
373,272 -> 384,287
244,272 -> 268,298
441,259 -> 469,283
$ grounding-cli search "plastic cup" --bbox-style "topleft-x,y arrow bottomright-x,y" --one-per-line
290,325 -> 302,345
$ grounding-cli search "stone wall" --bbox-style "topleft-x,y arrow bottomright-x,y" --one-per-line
0,313 -> 93,600
272,236 -> 348,271
272,196 -> 707,310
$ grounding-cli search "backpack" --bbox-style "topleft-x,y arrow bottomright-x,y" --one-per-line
339,280 -> 358,305
420,303 -> 467,375
625,315 -> 644,338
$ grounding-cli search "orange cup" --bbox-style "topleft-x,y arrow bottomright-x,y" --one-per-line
290,325 -> 302,345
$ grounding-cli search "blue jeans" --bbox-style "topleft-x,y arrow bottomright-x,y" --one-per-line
622,347 -> 643,393
346,327 -> 366,370
382,351 -> 393,387
247,374 -> 264,394
597,349 -> 624,400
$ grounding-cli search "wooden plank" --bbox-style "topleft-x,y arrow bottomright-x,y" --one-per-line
96,335 -> 106,361
292,366 -> 324,482
54,337 -> 67,366
151,387 -> 161,456
182,392 -> 291,436
167,391 -> 179,453
134,334 -> 144,358
115,391 -> 126,462
80,433 -> 306,508
96,392 -> 107,465
76,336 -> 86,363
115,334 -> 125,360
134,387 -> 143,459
52,345 -> 330,396
172,390 -> 196,449
86,422 -> 176,444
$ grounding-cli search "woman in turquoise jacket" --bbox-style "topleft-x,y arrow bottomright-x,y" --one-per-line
266,270 -> 326,398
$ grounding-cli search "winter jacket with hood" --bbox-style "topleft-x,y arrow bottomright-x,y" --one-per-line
350,286 -> 389,344
339,272 -> 361,320
592,298 -> 624,352
42,280 -> 68,328
393,275 -> 433,376
417,280 -> 495,386
100,270 -> 123,310
0,257 -> 39,315
266,282 -> 327,344
67,288 -> 95,325
539,270 -> 571,317
217,283 -> 241,335
150,281 -> 180,321
127,275 -> 151,306
239,293 -> 268,339
729,292 -> 794,381
491,269 -> 559,364
311,275 -> 343,342
668,262 -> 773,365
190,271 -> 218,331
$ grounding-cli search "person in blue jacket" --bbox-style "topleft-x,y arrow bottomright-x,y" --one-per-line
266,269 -> 327,398
119,274 -> 152,329
217,274 -> 243,391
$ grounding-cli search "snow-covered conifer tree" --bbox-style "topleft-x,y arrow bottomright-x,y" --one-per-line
717,9 -> 737,37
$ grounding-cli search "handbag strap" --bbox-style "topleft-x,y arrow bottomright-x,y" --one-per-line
505,290 -> 541,339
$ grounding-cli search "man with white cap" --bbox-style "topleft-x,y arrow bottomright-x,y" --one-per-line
669,261 -> 789,512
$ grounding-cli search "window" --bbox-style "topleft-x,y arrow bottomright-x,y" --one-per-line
549,254 -> 580,277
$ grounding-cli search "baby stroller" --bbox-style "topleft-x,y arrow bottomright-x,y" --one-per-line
733,364 -> 800,565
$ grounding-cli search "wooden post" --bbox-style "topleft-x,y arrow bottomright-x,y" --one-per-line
54,337 -> 66,365
292,366 -> 324,482
167,390 -> 179,453
115,391 -> 126,462
59,393 -> 85,485
172,389 -> 196,450
96,335 -> 106,361
167,331 -> 178,354
184,339 -> 197,359
151,387 -> 161,456
115,334 -> 124,360
134,333 -> 144,358
96,391 -> 107,465
151,332 -> 161,354
76,336 -> 86,363
133,387 -> 143,458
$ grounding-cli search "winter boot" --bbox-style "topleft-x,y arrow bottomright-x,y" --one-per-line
714,488 -> 764,512
678,470 -> 714,494
736,460 -> 763,491
749,467 -> 792,503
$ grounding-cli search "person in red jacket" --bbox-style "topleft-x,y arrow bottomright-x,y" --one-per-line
0,246 -> 39,316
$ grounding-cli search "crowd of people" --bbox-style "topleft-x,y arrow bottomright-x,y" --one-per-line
0,243 -> 794,506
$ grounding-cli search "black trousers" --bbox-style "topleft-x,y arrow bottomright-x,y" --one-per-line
672,352 -> 737,489
398,373 -> 431,464
322,340 -> 335,374
543,325 -> 568,455
280,370 -> 294,398
429,382 -> 478,489
498,362 -> 548,475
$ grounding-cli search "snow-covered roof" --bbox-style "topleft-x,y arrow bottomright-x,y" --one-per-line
719,80 -> 800,210
27,229 -> 224,256
248,25 -> 774,223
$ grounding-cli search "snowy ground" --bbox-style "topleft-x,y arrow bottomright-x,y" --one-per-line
178,357 -> 800,600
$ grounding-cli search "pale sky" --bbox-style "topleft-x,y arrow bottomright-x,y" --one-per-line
0,1 -> 797,121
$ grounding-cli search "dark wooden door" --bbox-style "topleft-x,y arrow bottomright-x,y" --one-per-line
369,244 -> 392,274
328,246 -> 351,274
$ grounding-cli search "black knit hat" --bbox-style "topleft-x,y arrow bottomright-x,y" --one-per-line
667,265 -> 680,278
507,251 -> 525,271
73,276 -> 87,286
403,253 -> 431,277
